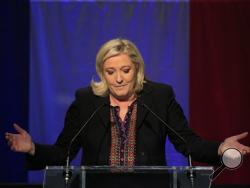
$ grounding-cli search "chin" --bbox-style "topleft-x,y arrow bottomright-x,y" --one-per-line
115,93 -> 128,98
113,92 -> 130,100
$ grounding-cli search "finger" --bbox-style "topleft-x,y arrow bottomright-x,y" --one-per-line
10,144 -> 17,152
5,133 -> 16,141
5,132 -> 10,139
243,146 -> 250,153
10,138 -> 17,150
8,141 -> 12,146
5,133 -> 12,141
13,123 -> 27,135
233,132 -> 248,141
242,150 -> 249,155
12,139 -> 22,152
237,145 -> 250,154
7,137 -> 14,146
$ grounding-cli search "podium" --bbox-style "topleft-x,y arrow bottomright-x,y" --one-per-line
43,166 -> 214,188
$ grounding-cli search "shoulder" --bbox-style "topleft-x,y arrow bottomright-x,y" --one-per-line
145,80 -> 172,90
73,86 -> 107,106
75,86 -> 94,99
143,80 -> 175,97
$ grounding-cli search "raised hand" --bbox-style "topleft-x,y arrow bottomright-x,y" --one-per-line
218,132 -> 250,156
5,123 -> 35,155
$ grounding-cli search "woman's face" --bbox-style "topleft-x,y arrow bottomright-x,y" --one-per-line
103,53 -> 137,101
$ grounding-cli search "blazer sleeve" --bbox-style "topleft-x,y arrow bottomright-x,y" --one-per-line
26,89 -> 87,170
165,86 -> 221,165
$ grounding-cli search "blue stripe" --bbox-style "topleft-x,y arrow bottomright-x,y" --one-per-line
30,1 -> 189,182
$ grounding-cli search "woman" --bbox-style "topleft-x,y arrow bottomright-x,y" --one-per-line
5,38 -> 250,169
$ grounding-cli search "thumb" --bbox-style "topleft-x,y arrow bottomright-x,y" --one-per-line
13,123 -> 27,135
233,132 -> 248,141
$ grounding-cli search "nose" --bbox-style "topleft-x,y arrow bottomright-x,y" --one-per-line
116,72 -> 123,84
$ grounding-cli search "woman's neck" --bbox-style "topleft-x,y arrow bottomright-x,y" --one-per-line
110,94 -> 137,121
110,94 -> 136,108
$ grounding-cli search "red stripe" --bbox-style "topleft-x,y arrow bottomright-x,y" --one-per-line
190,0 -> 250,185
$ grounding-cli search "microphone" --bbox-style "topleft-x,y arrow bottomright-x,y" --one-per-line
63,102 -> 107,188
137,99 -> 196,187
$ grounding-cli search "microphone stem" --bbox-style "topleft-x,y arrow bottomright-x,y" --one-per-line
139,100 -> 196,186
188,154 -> 192,167
63,102 -> 106,187
64,155 -> 72,188
188,154 -> 195,187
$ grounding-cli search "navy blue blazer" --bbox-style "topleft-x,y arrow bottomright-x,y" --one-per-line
27,81 -> 220,169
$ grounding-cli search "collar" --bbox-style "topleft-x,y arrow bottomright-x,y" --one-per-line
94,81 -> 154,129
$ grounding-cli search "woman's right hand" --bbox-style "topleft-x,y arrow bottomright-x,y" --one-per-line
5,123 -> 35,155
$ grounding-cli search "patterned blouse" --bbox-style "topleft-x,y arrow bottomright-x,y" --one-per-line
109,101 -> 137,167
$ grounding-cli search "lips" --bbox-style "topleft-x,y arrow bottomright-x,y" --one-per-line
114,84 -> 127,88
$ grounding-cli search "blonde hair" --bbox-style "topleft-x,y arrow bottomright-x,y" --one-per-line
91,38 -> 145,96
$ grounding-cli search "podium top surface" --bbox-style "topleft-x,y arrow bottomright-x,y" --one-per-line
45,165 -> 214,173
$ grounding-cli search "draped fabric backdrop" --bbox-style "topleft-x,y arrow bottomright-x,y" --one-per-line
190,1 -> 250,185
0,0 -> 29,183
29,1 -> 189,182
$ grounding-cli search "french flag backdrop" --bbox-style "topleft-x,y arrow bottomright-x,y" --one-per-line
1,0 -> 249,185
29,1 -> 189,182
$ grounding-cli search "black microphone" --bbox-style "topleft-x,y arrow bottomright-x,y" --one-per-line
137,99 -> 196,187
63,102 -> 107,188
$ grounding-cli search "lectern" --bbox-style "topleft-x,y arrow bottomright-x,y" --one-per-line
43,166 -> 213,188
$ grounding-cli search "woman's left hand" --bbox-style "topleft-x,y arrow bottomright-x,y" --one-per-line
218,132 -> 250,155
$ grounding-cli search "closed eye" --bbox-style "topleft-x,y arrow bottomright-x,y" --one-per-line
106,70 -> 114,75
123,69 -> 130,73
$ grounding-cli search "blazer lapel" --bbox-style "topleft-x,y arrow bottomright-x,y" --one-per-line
93,95 -> 110,128
136,82 -> 153,129
92,81 -> 153,129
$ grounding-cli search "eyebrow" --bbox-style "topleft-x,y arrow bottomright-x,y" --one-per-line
104,66 -> 132,70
